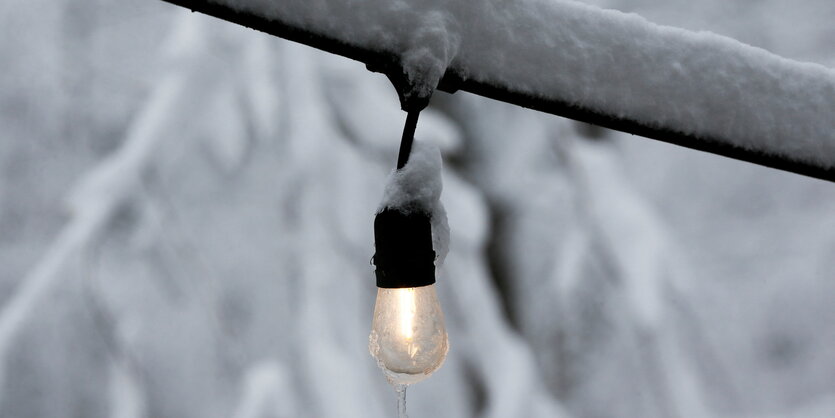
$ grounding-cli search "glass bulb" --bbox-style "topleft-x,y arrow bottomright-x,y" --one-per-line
369,284 -> 448,385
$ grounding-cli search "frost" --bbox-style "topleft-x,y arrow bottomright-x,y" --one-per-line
379,139 -> 449,267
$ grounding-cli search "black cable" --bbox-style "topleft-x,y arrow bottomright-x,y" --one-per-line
374,110 -> 435,289
396,110 -> 420,170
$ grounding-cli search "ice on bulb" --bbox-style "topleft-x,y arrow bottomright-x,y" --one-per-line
369,284 -> 448,385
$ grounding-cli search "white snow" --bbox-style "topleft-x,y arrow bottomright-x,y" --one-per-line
379,138 -> 449,267
2,0 -> 835,417
213,0 -> 835,167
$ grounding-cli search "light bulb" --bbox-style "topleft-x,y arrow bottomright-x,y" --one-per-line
369,284 -> 448,385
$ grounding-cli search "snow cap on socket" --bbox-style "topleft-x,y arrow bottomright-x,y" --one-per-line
374,139 -> 448,288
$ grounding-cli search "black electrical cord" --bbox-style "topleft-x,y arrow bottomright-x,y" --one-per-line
373,109 -> 436,289
396,110 -> 420,170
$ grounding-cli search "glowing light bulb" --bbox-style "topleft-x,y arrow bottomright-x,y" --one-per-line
369,284 -> 448,385
370,207 -> 447,386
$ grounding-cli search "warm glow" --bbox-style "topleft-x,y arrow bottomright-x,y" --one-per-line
397,288 -> 417,341
370,285 -> 448,385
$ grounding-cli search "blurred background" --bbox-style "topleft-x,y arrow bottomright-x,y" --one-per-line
1,0 -> 834,416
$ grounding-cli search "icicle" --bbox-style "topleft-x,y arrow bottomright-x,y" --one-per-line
395,384 -> 409,418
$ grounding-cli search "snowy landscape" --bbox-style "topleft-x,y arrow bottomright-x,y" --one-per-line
0,0 -> 834,417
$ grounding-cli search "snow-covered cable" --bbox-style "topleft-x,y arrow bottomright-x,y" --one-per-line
161,0 -> 835,182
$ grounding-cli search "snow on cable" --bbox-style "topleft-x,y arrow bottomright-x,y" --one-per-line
190,0 -> 835,170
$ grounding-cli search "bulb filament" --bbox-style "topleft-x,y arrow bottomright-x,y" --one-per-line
398,288 -> 417,357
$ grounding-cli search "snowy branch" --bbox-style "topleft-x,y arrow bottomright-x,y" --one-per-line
0,17 -> 224,409
162,0 -> 835,182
